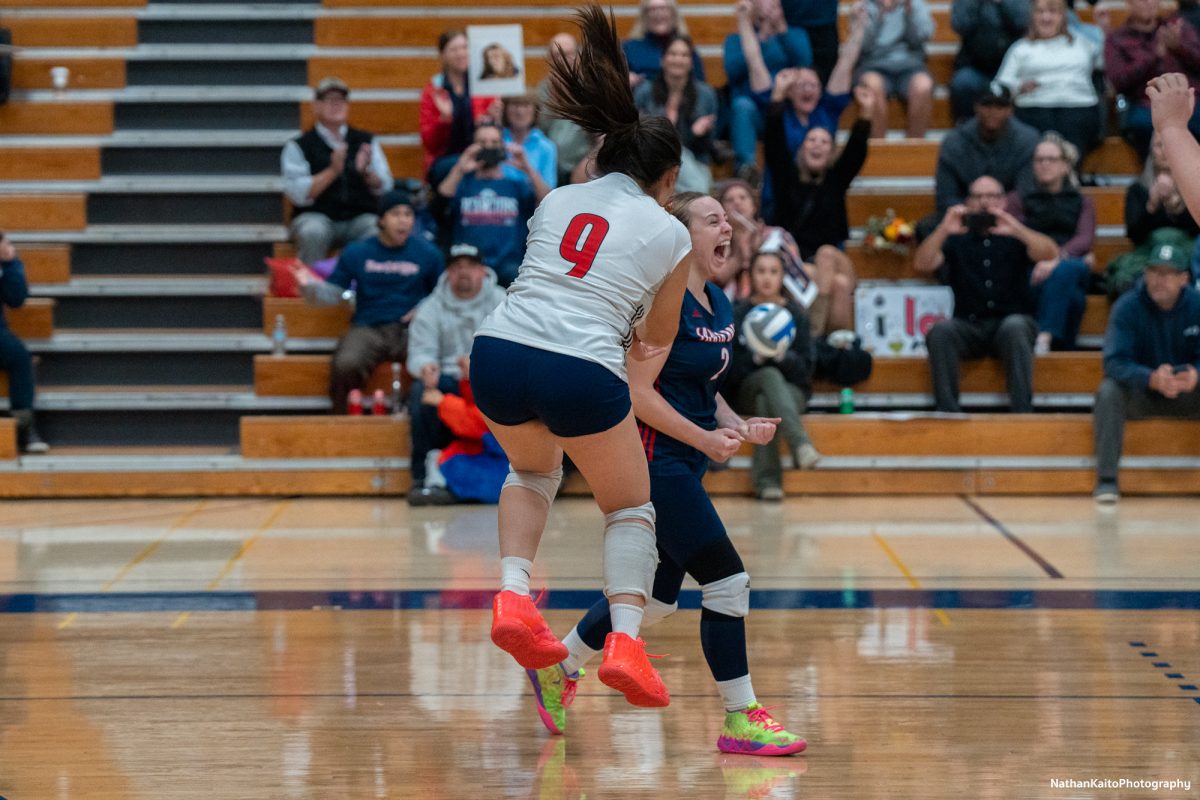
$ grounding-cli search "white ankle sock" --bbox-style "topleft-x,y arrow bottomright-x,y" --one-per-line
608,603 -> 645,638
716,674 -> 756,712
560,628 -> 599,677
499,556 -> 533,595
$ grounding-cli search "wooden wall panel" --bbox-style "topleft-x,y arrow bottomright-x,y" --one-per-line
0,419 -> 15,461
17,245 -> 72,284
0,102 -> 114,135
262,297 -> 352,338
812,354 -> 1103,396
0,196 -> 86,231
240,416 -> 409,458
7,300 -> 55,340
0,147 -> 101,181
13,58 -> 126,91
5,17 -> 137,47
300,101 -> 417,136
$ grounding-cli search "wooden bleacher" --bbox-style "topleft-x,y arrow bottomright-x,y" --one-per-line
1,0 -> 1193,498
230,412 -> 1200,496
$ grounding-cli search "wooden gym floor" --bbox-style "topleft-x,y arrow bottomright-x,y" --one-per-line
1,495 -> 1197,799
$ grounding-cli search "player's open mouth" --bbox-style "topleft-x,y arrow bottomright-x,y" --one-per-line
714,240 -> 730,263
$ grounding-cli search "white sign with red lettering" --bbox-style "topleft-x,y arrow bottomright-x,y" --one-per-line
854,283 -> 954,357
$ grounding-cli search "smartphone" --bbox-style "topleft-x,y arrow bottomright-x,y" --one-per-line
962,212 -> 996,235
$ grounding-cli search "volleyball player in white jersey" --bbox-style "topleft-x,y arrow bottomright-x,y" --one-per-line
469,5 -> 692,708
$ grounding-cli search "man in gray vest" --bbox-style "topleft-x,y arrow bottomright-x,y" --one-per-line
281,77 -> 395,265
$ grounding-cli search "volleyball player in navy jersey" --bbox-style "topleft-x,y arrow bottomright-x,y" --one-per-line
469,6 -> 694,708
525,193 -> 808,756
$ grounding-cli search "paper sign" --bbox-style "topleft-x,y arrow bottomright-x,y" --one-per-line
855,283 -> 954,357
468,24 -> 526,98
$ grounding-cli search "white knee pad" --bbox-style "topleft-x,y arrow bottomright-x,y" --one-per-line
701,572 -> 751,618
603,502 -> 658,600
501,466 -> 563,506
642,596 -> 678,628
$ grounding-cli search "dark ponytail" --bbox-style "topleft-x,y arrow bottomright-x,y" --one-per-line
546,4 -> 681,188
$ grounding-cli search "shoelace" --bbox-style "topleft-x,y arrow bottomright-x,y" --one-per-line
746,705 -> 785,732
561,675 -> 579,706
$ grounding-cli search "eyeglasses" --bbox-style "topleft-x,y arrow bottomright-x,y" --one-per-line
1033,155 -> 1065,163
968,192 -> 1005,200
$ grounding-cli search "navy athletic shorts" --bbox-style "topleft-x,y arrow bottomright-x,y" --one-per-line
469,335 -> 631,438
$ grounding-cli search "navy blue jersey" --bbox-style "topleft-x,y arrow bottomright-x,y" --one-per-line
639,283 -> 736,475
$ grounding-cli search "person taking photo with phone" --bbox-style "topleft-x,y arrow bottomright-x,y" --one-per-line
438,121 -> 549,286
913,174 -> 1058,412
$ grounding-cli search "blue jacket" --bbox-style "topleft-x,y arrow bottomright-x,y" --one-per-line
623,35 -> 706,83
326,235 -> 444,327
0,257 -> 29,330
1103,282 -> 1200,389
723,29 -> 812,98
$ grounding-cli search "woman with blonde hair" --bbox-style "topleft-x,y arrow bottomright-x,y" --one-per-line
1006,132 -> 1096,351
992,0 -> 1103,157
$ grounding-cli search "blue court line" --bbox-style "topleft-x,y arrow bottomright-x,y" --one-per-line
6,588 -> 1200,614
961,496 -> 1064,579
0,692 -> 1196,704
1128,641 -> 1200,707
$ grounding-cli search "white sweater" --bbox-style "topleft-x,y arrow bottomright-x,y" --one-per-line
993,35 -> 1103,108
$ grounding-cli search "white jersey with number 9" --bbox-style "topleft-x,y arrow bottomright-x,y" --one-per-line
474,172 -> 692,382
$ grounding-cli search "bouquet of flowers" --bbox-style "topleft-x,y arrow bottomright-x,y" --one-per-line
862,208 -> 915,253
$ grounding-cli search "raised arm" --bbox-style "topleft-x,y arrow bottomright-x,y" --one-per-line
914,207 -> 964,274
735,0 -> 773,94
1149,73 -> 1200,224
826,0 -> 869,96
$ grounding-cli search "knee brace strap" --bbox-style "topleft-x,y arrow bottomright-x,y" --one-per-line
603,502 -> 658,600
701,571 -> 751,618
501,466 -> 563,506
642,596 -> 678,627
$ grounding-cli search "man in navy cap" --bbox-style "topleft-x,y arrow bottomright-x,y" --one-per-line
295,190 -> 444,413
1093,240 -> 1200,503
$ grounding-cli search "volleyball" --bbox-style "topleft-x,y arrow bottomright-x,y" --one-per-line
741,303 -> 796,360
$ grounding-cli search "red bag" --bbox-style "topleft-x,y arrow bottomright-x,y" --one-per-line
265,257 -> 308,298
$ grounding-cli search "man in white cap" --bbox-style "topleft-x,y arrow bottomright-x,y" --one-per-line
282,77 -> 395,265
405,242 -> 505,505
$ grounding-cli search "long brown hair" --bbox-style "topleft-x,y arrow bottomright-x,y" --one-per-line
668,191 -> 706,227
546,5 -> 681,187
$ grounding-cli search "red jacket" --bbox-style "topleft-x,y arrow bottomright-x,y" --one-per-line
418,76 -> 496,174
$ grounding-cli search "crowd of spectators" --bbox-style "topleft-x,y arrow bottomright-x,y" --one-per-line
267,0 -> 1200,505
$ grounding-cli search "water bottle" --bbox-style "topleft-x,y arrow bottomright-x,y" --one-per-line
839,387 -> 855,414
271,313 -> 287,356
391,361 -> 404,418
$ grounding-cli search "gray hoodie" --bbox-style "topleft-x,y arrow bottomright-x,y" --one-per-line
858,0 -> 935,76
406,266 -> 506,381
